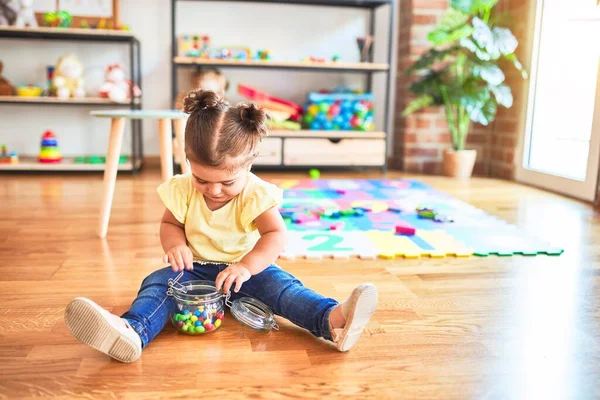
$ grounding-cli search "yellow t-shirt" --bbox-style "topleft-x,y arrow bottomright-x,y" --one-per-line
157,172 -> 283,263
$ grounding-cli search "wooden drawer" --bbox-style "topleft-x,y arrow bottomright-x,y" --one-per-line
254,137 -> 282,165
283,138 -> 385,166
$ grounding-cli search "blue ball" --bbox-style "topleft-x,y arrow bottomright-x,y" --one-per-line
342,111 -> 354,122
316,112 -> 327,123
194,310 -> 201,317
342,121 -> 351,130
333,115 -> 344,125
323,120 -> 334,130
353,102 -> 365,113
341,101 -> 352,111
195,321 -> 203,326
310,121 -> 322,130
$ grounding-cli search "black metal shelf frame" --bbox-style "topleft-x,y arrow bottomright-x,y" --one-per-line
171,0 -> 396,173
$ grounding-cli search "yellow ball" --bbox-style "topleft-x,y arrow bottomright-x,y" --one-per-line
203,319 -> 211,326
190,315 -> 198,322
308,104 -> 319,116
214,319 -> 222,328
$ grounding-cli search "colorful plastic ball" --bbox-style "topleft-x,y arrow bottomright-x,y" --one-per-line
310,121 -> 322,130
196,325 -> 206,333
323,120 -> 334,130
204,323 -> 215,331
353,102 -> 366,113
194,310 -> 201,317
356,108 -> 368,118
316,112 -> 327,123
215,319 -> 222,328
342,121 -> 351,131
190,315 -> 198,322
318,102 -> 329,113
350,116 -> 362,128
328,104 -> 340,116
195,321 -> 202,327
333,124 -> 341,130
304,114 -> 314,125
333,115 -> 344,126
183,309 -> 190,315
341,101 -> 352,111
307,104 -> 319,116
309,168 -> 321,179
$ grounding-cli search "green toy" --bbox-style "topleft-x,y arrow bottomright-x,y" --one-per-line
309,168 -> 321,179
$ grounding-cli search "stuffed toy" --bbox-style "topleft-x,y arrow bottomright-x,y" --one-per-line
14,0 -> 37,28
98,63 -> 141,103
53,53 -> 85,99
0,61 -> 15,95
0,0 -> 18,26
175,68 -> 228,109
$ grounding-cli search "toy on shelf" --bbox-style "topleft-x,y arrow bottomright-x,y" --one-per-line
0,1 -> 18,26
302,56 -> 325,63
38,130 -> 62,163
43,10 -> 72,28
53,53 -> 85,99
332,53 -> 341,62
9,151 -> 18,164
309,168 -> 321,179
16,84 -> 42,97
14,0 -> 37,28
178,35 -> 211,57
174,68 -> 228,110
255,50 -> 271,61
74,155 -> 128,165
98,63 -> 141,103
0,61 -> 15,95
238,84 -> 303,130
303,88 -> 374,131
0,144 -> 7,163
356,36 -> 373,62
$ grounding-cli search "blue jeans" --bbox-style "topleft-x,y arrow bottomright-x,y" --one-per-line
121,263 -> 338,348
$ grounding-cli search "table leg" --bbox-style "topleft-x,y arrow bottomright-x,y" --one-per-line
98,117 -> 126,238
158,118 -> 174,181
173,118 -> 189,175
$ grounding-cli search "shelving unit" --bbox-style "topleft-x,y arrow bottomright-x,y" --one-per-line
0,27 -> 143,172
170,0 -> 396,173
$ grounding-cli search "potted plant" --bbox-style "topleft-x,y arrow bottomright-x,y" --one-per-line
402,0 -> 528,178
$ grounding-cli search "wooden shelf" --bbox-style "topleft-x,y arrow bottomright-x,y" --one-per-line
0,26 -> 135,42
173,57 -> 389,72
176,0 -> 391,8
0,157 -> 141,172
0,96 -> 137,106
269,130 -> 386,139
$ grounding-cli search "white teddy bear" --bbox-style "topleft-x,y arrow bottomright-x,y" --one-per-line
14,0 -> 37,28
98,64 -> 141,103
53,53 -> 85,99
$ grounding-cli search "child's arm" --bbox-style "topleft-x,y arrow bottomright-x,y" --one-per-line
216,206 -> 287,293
160,209 -> 194,272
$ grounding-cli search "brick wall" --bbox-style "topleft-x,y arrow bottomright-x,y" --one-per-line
393,0 -> 531,179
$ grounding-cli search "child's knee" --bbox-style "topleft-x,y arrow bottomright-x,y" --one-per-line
141,266 -> 178,287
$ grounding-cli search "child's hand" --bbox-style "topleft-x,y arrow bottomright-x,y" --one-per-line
216,263 -> 251,294
163,245 -> 194,272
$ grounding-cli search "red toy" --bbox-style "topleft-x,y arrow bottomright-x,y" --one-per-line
395,225 -> 416,236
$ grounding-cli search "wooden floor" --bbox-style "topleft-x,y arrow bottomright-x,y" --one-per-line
1,166 -> 599,399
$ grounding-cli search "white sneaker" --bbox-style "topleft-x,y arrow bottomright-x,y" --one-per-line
332,283 -> 378,352
64,297 -> 142,363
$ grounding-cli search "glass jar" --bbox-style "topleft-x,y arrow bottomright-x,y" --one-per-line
168,279 -> 225,335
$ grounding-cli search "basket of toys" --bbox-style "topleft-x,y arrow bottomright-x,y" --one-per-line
303,89 -> 375,131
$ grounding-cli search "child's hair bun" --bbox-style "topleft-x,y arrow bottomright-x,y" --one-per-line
183,89 -> 226,115
238,102 -> 268,136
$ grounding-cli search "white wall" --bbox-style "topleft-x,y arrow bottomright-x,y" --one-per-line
0,0 -> 393,157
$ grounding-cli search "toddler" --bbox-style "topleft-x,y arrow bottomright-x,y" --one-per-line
65,89 -> 378,362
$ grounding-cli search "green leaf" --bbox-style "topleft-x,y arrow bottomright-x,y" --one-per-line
451,0 -> 498,14
460,37 -> 491,61
490,84 -> 513,107
493,27 -> 518,55
450,0 -> 473,13
428,24 -> 474,46
467,98 -> 497,125
402,95 -> 435,116
436,8 -> 470,31
472,17 -> 518,59
405,47 -> 459,75
408,69 -> 446,97
471,62 -> 505,85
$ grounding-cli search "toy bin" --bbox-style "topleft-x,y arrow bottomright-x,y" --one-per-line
303,92 -> 375,132
167,274 -> 278,335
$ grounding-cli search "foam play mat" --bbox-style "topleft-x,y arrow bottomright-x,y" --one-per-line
270,179 -> 563,259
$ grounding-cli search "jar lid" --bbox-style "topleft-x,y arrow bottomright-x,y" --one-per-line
229,297 -> 278,332
169,279 -> 223,304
